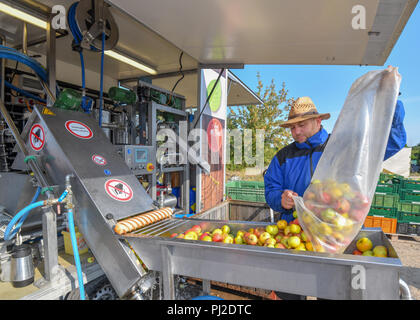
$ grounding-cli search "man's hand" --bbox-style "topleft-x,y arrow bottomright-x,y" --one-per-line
281,190 -> 298,210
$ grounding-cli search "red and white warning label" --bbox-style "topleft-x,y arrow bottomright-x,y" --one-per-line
92,154 -> 107,166
65,120 -> 93,139
104,179 -> 133,202
30,124 -> 45,151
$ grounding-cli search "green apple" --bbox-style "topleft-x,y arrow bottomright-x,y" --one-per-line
266,225 -> 279,236
221,225 -> 231,235
259,232 -> 272,244
288,236 -> 301,249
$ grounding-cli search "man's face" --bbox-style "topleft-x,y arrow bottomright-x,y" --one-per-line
289,117 -> 322,144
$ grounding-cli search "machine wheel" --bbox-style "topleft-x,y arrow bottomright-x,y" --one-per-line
65,275 -> 118,300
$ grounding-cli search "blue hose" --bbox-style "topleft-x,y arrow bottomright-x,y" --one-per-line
66,209 -> 85,300
3,187 -> 42,241
4,81 -> 46,104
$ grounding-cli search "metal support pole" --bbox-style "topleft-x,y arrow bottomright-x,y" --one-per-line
22,22 -> 28,55
46,14 -> 56,107
41,206 -> 59,281
161,245 -> 175,300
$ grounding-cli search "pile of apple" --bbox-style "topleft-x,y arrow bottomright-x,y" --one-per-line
353,237 -> 389,257
170,219 -> 315,251
300,178 -> 371,253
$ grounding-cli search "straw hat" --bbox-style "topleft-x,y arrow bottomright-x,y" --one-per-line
281,97 -> 330,128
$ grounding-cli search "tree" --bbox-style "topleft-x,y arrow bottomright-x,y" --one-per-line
227,73 -> 294,171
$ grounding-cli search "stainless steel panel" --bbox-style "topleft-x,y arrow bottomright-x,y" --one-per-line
123,220 -> 402,300
12,105 -> 155,297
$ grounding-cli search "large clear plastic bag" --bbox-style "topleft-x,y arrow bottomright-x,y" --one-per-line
294,67 -> 401,254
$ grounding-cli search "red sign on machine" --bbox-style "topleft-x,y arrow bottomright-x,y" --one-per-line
104,179 -> 133,202
65,120 -> 93,139
92,154 -> 107,166
29,124 -> 45,151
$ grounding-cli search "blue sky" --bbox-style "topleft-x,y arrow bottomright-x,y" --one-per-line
233,4 -> 420,147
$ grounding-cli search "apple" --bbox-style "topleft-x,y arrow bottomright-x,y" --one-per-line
304,200 -> 315,212
373,245 -> 387,257
349,209 -> 366,223
275,234 -> 283,243
304,191 -> 316,201
184,231 -> 198,240
176,233 -> 185,239
328,187 -> 343,200
280,236 -> 290,248
293,211 -> 298,219
305,242 -> 314,251
275,243 -> 286,249
318,223 -> 333,236
202,235 -> 212,242
276,220 -> 288,230
284,226 -> 291,236
170,233 -> 178,238
212,228 -> 223,235
243,232 -> 251,240
296,243 -> 306,251
259,232 -> 272,244
335,198 -> 350,214
254,227 -> 265,238
191,225 -> 202,234
290,224 -> 301,234
236,230 -> 245,238
354,192 -> 370,210
290,218 -> 300,226
248,228 -> 255,234
338,183 -> 351,194
353,249 -> 362,255
264,238 -> 277,247
300,232 -> 308,242
266,225 -> 279,236
246,234 -> 258,245
223,235 -> 234,244
212,233 -> 223,242
234,236 -> 244,244
288,236 -> 301,249
199,232 -> 211,240
319,191 -> 332,204
362,250 -> 374,256
356,237 -> 373,252
222,233 -> 230,240
321,208 -> 336,222
332,215 -> 347,231
221,225 -> 231,235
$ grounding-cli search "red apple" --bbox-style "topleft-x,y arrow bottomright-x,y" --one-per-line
212,233 -> 223,242
201,235 -> 212,242
170,233 -> 178,238
199,232 -> 211,240
319,192 -> 332,204
246,234 -> 258,245
191,225 -> 202,234
349,209 -> 366,222
335,198 -> 350,214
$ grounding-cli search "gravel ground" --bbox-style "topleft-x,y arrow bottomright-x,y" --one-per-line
390,237 -> 420,300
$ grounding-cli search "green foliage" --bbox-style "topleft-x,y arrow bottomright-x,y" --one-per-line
227,73 -> 294,171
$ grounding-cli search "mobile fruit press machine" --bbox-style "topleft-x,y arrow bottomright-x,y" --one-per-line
0,0 -> 417,300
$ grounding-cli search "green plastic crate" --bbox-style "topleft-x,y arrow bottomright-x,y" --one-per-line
226,180 -> 266,203
372,193 -> 399,208
375,183 -> 399,194
368,207 -> 398,219
400,189 -> 420,201
398,200 -> 420,214
397,211 -> 420,224
401,179 -> 420,191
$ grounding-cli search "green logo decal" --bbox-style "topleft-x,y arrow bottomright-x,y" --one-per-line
206,79 -> 222,112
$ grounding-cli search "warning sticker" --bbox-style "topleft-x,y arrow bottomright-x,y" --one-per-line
42,107 -> 56,116
92,154 -> 107,166
104,179 -> 133,202
65,120 -> 93,139
29,124 -> 45,151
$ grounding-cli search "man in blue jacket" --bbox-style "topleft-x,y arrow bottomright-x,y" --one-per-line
264,96 -> 407,224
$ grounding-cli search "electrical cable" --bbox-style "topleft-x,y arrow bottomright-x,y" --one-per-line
167,51 -> 184,107
99,32 -> 105,127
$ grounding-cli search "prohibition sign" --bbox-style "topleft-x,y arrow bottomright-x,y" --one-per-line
92,154 -> 107,166
30,124 -> 45,151
65,120 -> 93,139
104,179 -> 133,202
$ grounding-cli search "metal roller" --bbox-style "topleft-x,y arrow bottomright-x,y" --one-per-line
114,207 -> 174,235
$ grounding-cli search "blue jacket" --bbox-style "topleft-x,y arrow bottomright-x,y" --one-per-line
264,100 -> 407,223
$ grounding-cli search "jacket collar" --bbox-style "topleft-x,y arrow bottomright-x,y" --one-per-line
295,127 -> 329,149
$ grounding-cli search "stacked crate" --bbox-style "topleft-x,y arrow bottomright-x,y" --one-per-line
225,180 -> 266,203
397,179 -> 420,236
366,173 -> 401,234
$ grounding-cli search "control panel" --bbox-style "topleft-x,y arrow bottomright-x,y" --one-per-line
116,145 -> 155,175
